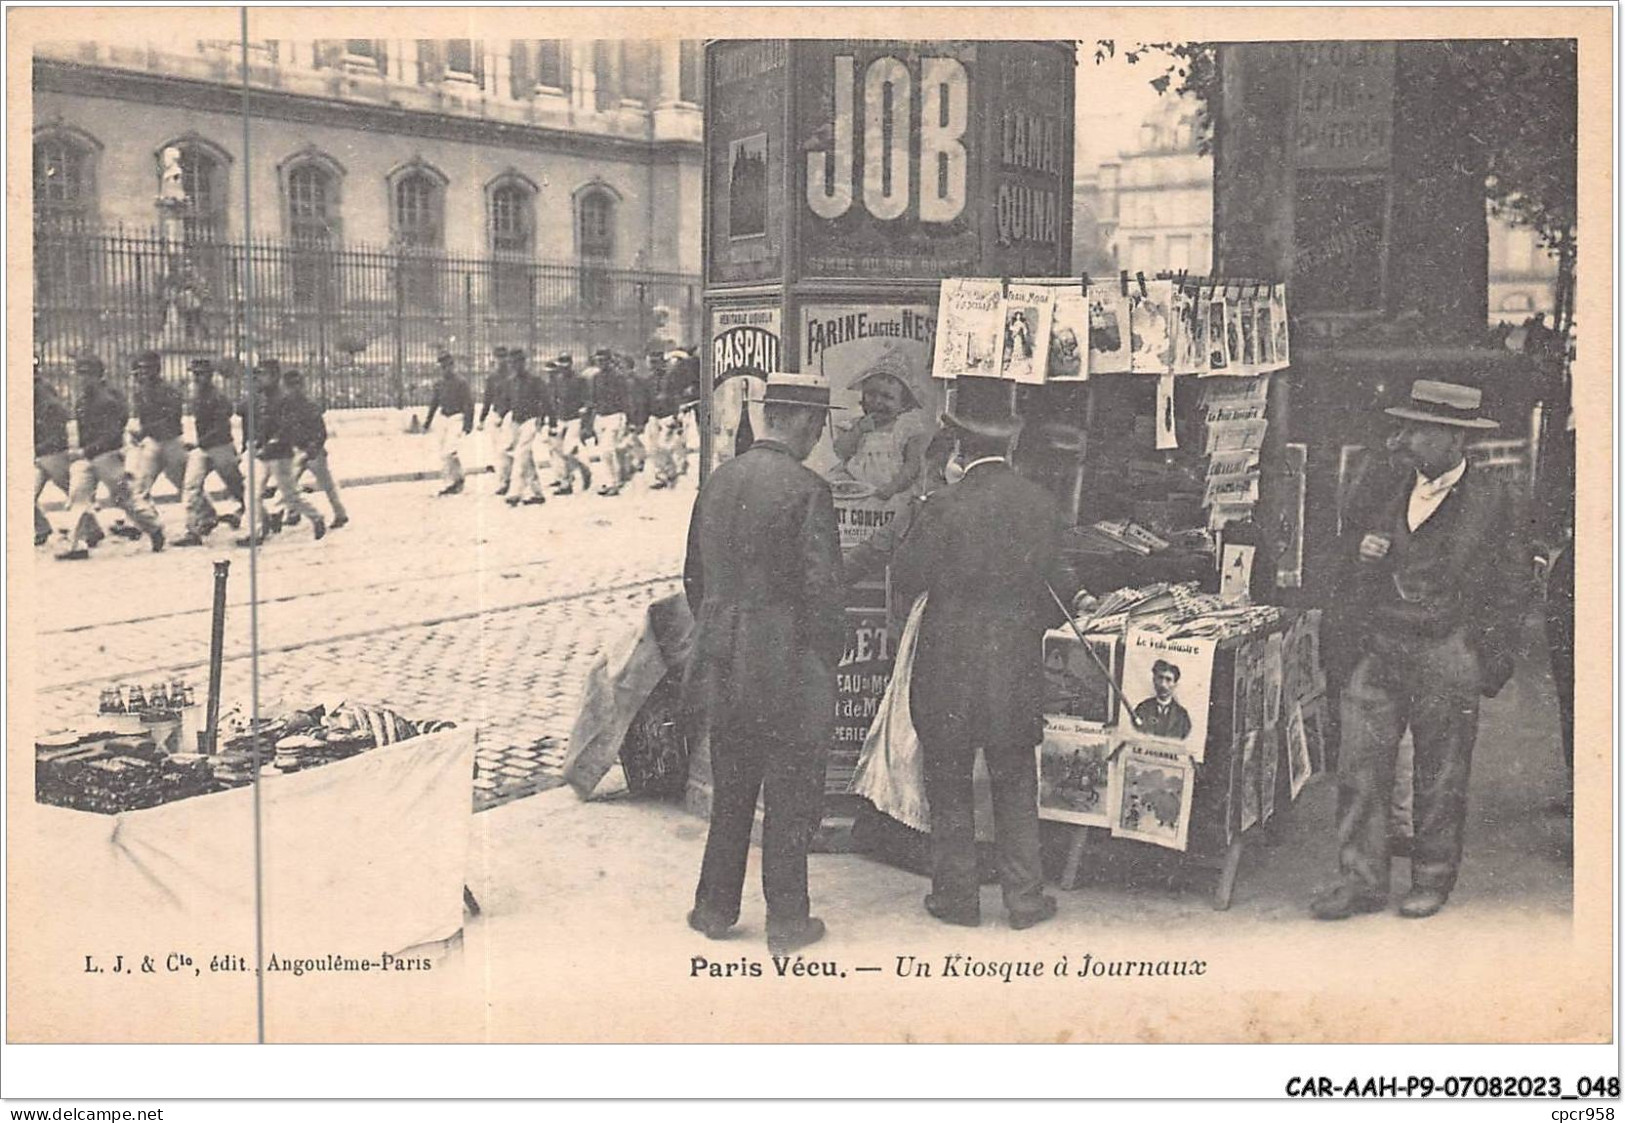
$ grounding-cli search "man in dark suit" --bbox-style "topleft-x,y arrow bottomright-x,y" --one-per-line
892,387 -> 1072,930
63,353 -> 165,559
684,373 -> 844,956
1131,659 -> 1194,740
1312,380 -> 1527,921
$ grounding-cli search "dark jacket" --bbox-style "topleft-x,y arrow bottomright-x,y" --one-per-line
1132,697 -> 1193,740
550,372 -> 587,422
76,380 -> 130,459
893,460 -> 1070,752
134,378 -> 185,443
1328,457 -> 1526,694
591,366 -> 628,416
274,392 -> 328,456
478,369 -> 511,425
35,380 -> 70,456
682,439 -> 845,744
509,370 -> 547,426
237,387 -> 287,457
625,373 -> 654,430
193,386 -> 236,450
427,375 -> 475,434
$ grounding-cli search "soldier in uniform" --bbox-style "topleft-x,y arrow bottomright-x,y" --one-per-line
424,349 -> 475,496
587,348 -> 629,496
479,347 -> 516,496
267,368 -> 333,539
34,359 -> 76,547
544,353 -> 592,495
236,358 -> 284,544
131,350 -> 221,544
504,350 -> 549,507
63,354 -> 164,558
177,357 -> 246,547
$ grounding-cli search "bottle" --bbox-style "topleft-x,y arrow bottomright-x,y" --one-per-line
99,687 -> 121,714
149,683 -> 170,712
125,685 -> 146,714
171,678 -> 190,707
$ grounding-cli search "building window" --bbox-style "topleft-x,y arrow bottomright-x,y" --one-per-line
389,161 -> 447,310
282,152 -> 344,308
443,39 -> 482,85
174,143 -> 228,242
619,41 -> 653,103
1165,234 -> 1192,272
678,41 -> 702,104
34,129 -> 97,232
536,40 -> 569,90
287,163 -> 339,244
578,189 -> 615,260
488,174 -> 536,318
34,128 -> 100,302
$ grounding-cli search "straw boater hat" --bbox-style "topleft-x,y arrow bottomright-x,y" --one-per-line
745,372 -> 842,410
1384,379 -> 1499,430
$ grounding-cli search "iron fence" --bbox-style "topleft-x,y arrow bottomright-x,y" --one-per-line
33,225 -> 701,409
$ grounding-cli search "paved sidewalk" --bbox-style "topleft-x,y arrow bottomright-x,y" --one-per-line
33,468 -> 695,811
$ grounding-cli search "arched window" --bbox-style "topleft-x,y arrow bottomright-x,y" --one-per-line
391,167 -> 444,249
281,149 -> 345,308
388,159 -> 448,311
578,189 -> 615,261
488,173 -> 537,318
34,127 -> 98,233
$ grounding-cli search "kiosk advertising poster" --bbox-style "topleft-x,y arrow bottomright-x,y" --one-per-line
797,41 -> 982,278
800,303 -> 942,550
707,40 -> 788,285
707,305 -> 781,472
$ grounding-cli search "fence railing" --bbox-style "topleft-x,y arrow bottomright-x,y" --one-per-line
33,225 -> 701,409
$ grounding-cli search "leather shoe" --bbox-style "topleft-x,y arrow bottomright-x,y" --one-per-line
311,515 -> 326,540
330,515 -> 349,530
1398,888 -> 1449,919
57,548 -> 91,561
1008,895 -> 1058,931
766,916 -> 826,956
172,533 -> 207,547
924,893 -> 981,927
687,908 -> 733,940
1310,884 -> 1388,921
149,527 -> 165,553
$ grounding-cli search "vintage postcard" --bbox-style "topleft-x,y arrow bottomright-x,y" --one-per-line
3,7 -> 1613,1098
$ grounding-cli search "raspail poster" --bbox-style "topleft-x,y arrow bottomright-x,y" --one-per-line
1119,628 -> 1216,761
708,305 -> 781,471
1107,745 -> 1194,851
802,303 -> 940,550
1087,284 -> 1133,374
1046,288 -> 1088,380
1038,716 -> 1113,828
997,283 -> 1054,384
1042,628 -> 1118,726
932,278 -> 1004,379
1130,279 -> 1176,375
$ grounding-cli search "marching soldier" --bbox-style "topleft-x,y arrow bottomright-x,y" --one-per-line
236,358 -> 284,545
424,349 -> 475,496
545,353 -> 592,495
131,350 -> 220,543
277,368 -> 344,535
34,360 -> 76,547
504,350 -> 549,506
480,346 -> 516,496
588,348 -> 629,496
62,354 -> 164,559
178,358 -> 247,543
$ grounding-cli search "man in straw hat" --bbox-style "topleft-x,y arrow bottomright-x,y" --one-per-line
891,379 -> 1074,930
1311,379 -> 1527,921
683,372 -> 845,956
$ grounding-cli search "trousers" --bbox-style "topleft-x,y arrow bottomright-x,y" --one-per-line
435,420 -> 465,485
183,443 -> 246,521
546,419 -> 590,490
921,734 -> 1045,912
510,419 -> 544,499
35,450 -> 73,541
137,436 -> 220,536
67,450 -> 161,549
694,717 -> 829,927
291,450 -> 348,521
1335,628 -> 1481,895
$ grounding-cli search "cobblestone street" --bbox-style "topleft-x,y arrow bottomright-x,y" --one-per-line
32,467 -> 694,810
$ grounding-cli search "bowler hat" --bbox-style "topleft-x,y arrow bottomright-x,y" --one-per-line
745,372 -> 842,410
1384,379 -> 1498,430
131,350 -> 161,372
74,353 -> 106,377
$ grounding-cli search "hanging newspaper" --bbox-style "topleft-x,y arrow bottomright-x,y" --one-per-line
1170,283 -> 1208,376
932,278 -> 1004,379
1045,289 -> 1089,380
1087,284 -> 1134,374
1130,278 -> 1176,375
998,283 -> 1055,384
1119,628 -> 1217,761
1038,716 -> 1114,828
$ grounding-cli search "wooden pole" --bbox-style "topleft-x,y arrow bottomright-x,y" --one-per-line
201,559 -> 230,754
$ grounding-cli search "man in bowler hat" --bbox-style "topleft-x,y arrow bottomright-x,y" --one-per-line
1311,379 -> 1527,921
684,372 -> 845,955
891,380 -> 1073,930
